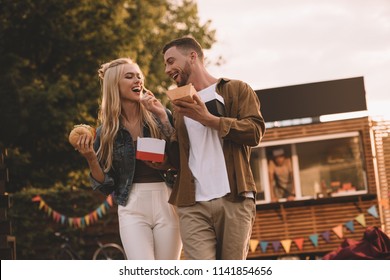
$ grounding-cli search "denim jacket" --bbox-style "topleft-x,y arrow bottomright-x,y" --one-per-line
90,110 -> 173,206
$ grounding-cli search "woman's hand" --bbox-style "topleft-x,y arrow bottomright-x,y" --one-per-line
142,156 -> 171,171
75,133 -> 97,163
140,90 -> 167,120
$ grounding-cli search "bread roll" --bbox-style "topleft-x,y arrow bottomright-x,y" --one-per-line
68,124 -> 95,148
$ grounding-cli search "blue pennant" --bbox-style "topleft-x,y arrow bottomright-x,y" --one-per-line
260,241 -> 268,253
367,205 -> 379,218
345,220 -> 355,232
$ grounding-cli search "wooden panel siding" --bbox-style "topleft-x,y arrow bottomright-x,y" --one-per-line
248,197 -> 379,259
372,120 -> 390,234
246,117 -> 383,259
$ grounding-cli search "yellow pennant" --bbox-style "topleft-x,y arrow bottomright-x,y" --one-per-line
281,239 -> 292,253
249,239 -> 259,253
85,215 -> 90,226
100,204 -> 106,215
39,200 -> 45,209
355,214 -> 366,227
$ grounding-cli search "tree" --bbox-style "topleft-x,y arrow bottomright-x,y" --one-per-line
0,0 -> 216,191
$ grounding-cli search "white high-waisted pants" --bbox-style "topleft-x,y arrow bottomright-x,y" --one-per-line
118,182 -> 182,260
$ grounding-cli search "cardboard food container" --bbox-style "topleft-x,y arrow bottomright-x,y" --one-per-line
166,84 -> 196,103
136,137 -> 166,162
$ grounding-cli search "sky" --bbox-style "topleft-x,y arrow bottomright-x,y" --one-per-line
196,0 -> 390,120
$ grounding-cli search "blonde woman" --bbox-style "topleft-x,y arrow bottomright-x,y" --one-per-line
75,58 -> 182,260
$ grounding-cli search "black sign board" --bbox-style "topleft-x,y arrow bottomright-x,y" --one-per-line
255,77 -> 367,123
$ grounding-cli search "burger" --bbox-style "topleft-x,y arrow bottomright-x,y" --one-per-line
68,124 -> 96,148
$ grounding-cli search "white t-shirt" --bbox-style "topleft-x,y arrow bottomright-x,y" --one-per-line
184,83 -> 230,201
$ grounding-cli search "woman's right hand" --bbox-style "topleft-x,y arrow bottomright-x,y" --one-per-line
141,90 -> 168,121
75,133 -> 97,162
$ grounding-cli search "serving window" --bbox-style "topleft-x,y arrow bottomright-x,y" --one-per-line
251,132 -> 368,204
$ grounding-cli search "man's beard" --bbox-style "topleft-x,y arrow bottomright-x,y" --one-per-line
176,62 -> 191,87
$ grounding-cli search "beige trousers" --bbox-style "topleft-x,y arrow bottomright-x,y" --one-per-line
176,197 -> 256,260
118,182 -> 182,260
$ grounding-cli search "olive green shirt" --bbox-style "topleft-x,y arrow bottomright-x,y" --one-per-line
167,78 -> 266,207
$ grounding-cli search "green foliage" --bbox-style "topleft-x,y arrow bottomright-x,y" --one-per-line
0,0 -> 216,259
0,0 -> 216,191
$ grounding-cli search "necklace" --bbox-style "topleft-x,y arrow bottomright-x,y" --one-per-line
122,117 -> 143,139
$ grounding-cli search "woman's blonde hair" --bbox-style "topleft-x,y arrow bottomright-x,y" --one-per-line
97,58 -> 162,172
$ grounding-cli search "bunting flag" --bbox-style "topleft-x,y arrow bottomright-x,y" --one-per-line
309,234 -> 319,247
32,195 -> 113,228
379,198 -> 389,209
332,225 -> 343,238
321,230 -> 331,242
272,241 -> 281,252
246,204 -> 380,254
281,239 -> 292,253
355,213 -> 366,227
344,221 -> 355,232
249,239 -> 259,253
294,238 -> 304,250
367,205 -> 378,218
260,241 -> 268,253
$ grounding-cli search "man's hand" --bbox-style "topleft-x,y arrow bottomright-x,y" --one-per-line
173,94 -> 220,129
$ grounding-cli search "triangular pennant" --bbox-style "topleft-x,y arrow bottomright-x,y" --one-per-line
97,208 -> 103,218
272,241 -> 281,252
53,211 -> 61,222
39,200 -> 45,209
260,241 -> 268,253
60,215 -> 66,224
47,207 -> 53,217
75,218 -> 81,228
355,214 -> 366,227
68,218 -> 74,227
332,225 -> 343,238
31,195 -> 41,202
367,205 -> 379,218
294,238 -> 304,250
85,215 -> 90,226
100,204 -> 106,215
92,211 -> 98,221
345,221 -> 355,232
321,231 -> 331,242
380,198 -> 389,209
107,195 -> 113,207
309,234 -> 318,247
281,239 -> 292,253
249,239 -> 259,253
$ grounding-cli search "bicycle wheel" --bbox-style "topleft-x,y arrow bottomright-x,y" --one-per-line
54,248 -> 75,260
92,243 -> 126,260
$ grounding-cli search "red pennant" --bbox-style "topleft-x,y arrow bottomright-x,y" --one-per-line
31,195 -> 41,202
106,195 -> 113,207
294,238 -> 304,250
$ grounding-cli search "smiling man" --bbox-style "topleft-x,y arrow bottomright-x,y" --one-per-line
161,36 -> 266,260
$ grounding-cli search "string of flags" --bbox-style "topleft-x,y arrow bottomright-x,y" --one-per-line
249,204 -> 381,254
31,195 -> 113,228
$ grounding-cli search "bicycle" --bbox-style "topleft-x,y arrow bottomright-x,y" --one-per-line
53,232 -> 126,260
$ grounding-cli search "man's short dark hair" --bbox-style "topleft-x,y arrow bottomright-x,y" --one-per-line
162,36 -> 204,61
